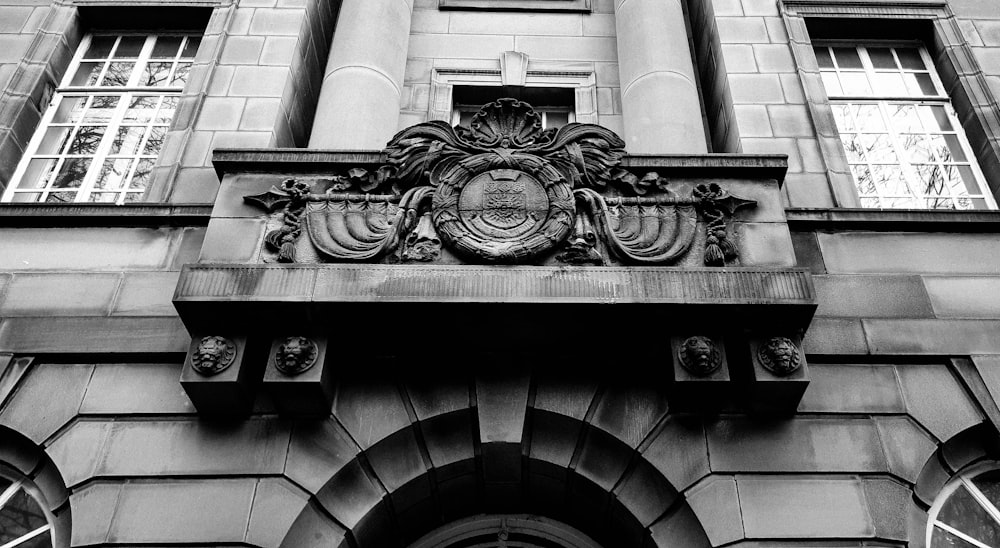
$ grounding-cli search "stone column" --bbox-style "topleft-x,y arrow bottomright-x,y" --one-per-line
614,0 -> 707,153
308,0 -> 413,149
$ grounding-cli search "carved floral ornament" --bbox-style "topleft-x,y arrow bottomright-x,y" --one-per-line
245,99 -> 756,266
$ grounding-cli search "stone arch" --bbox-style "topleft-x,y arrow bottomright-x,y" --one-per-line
0,424 -> 72,547
909,422 -> 1000,548
279,369 -> 712,548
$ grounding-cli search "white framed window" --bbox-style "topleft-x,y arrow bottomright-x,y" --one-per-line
927,462 -> 1000,548
0,473 -> 55,548
450,86 -> 576,130
3,33 -> 200,204
815,43 -> 995,210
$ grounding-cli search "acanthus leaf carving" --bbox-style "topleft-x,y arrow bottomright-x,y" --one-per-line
245,99 -> 757,267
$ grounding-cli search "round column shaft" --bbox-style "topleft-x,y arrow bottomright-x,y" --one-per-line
614,0 -> 708,153
308,0 -> 413,149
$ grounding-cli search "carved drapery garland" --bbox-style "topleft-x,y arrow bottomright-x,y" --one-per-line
246,99 -> 756,266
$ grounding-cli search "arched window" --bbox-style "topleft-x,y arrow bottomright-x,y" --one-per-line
0,467 -> 55,548
928,463 -> 1000,548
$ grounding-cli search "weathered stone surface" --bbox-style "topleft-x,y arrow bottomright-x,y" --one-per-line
365,428 -> 427,491
0,317 -> 189,353
533,376 -> 598,420
863,478 -> 911,541
798,364 -> 904,413
685,475 -> 744,546
817,233 -> 1000,275
107,479 -> 256,543
813,275 -> 934,318
895,363 -> 984,441
707,417 -> 888,473
0,363 -> 92,444
246,478 -> 311,548
874,417 -> 938,483
333,380 -> 411,449
649,504 -> 712,548
405,378 -> 470,420
924,276 -> 1000,317
96,419 -> 290,476
738,476 -> 874,538
285,418 -> 360,493
69,482 -> 121,546
528,409 -> 582,468
477,373 -> 530,444
81,363 -> 193,414
111,272 -> 181,316
614,459 -> 679,528
45,421 -> 112,488
278,502 -> 348,548
315,460 -> 385,529
864,319 -> 1000,355
641,417 -> 710,492
420,410 -> 475,468
802,317 -> 869,354
591,384 -> 668,448
574,426 -> 632,491
0,273 -> 120,316
0,228 -> 177,271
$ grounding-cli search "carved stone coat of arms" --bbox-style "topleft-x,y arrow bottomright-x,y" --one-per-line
245,99 -> 755,266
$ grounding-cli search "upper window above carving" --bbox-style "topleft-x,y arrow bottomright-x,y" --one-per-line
2,33 -> 200,204
439,0 -> 591,12
928,464 -> 1000,548
451,86 -> 575,130
0,471 -> 55,548
815,43 -> 995,210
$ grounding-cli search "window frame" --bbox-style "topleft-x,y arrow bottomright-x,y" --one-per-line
815,40 -> 996,210
0,468 -> 56,548
2,32 -> 198,205
927,461 -> 1000,548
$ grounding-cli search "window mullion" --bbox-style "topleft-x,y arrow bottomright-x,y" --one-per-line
76,92 -> 130,202
0,524 -> 50,548
934,520 -> 995,548
879,100 -> 924,205
962,478 -> 1000,527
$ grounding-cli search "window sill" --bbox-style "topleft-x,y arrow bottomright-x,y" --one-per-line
439,0 -> 592,12
0,203 -> 212,227
786,208 -> 1000,232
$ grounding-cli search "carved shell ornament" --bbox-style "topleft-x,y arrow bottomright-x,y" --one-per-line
274,336 -> 319,375
191,336 -> 237,376
245,99 -> 756,265
678,336 -> 722,376
758,337 -> 802,376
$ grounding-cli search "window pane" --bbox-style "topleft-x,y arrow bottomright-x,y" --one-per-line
156,96 -> 177,123
889,104 -> 922,132
896,48 -> 925,70
833,47 -> 863,68
151,36 -> 182,58
972,470 -> 1000,509
143,126 -> 166,154
181,37 -> 201,58
919,105 -> 952,131
37,126 -> 73,155
110,126 -> 145,155
100,62 -> 134,86
45,191 -> 76,203
17,530 -> 52,548
95,158 -> 133,190
871,72 -> 907,96
70,61 -> 104,86
170,62 -> 191,86
869,47 -> 897,69
113,36 -> 145,58
130,158 -> 155,191
871,164 -> 909,195
851,165 -> 876,195
855,104 -> 885,132
19,158 -> 57,190
861,134 -> 898,162
84,96 -> 119,122
832,104 -> 854,131
124,96 -> 158,122
51,158 -> 91,188
905,73 -> 937,96
842,133 -> 866,162
142,62 -> 173,86
939,484 -> 1000,546
53,96 -> 88,123
66,125 -> 106,155
840,72 -> 872,95
814,47 -> 833,68
84,36 -> 115,59
821,72 -> 842,95
0,490 -> 48,542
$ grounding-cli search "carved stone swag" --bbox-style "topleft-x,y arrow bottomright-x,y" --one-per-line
244,99 -> 756,267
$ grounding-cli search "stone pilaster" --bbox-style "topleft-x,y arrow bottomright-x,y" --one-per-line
308,0 -> 414,149
614,0 -> 707,153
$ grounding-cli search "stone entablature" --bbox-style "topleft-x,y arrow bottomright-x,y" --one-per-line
178,101 -> 815,416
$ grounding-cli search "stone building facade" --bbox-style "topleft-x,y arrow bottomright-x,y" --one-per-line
0,0 -> 1000,546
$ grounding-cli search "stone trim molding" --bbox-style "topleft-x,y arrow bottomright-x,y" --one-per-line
438,0 -> 591,12
786,208 -> 1000,232
0,203 -> 212,227
780,0 -> 1000,207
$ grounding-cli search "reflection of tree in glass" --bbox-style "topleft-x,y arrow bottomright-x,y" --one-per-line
67,126 -> 105,155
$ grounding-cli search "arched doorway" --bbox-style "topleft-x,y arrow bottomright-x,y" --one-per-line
409,514 -> 604,548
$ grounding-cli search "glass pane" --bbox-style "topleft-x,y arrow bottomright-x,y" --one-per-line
869,47 -> 897,69
70,61 -> 104,86
129,158 -> 155,191
957,165 -> 979,195
84,36 -> 115,59
889,104 -> 922,132
45,191 -> 76,203
972,470 -> 1000,509
871,164 -> 909,195
544,111 -> 569,129
906,73 -> 937,96
856,104 -> 885,132
926,197 -> 955,209
113,36 -> 145,58
170,62 -> 191,86
941,135 -> 966,162
142,62 -> 173,87
832,104 -> 854,131
841,133 -> 866,162
919,105 -> 953,131
821,72 -> 842,95
862,134 -> 898,162
156,96 -> 177,123
814,47 -> 834,68
0,490 -> 48,542
66,125 -> 106,155
124,96 -> 158,122
851,165 -> 877,196
944,165 -> 978,195
901,134 -> 934,163
88,192 -> 120,203
51,158 -> 91,188
53,96 -> 88,123
833,47 -> 863,68
840,72 -> 872,95
37,126 -> 73,155
142,126 -> 165,154
83,96 -> 119,122
151,36 -> 182,58
95,158 -> 133,190
100,62 -> 134,86
896,48 -> 926,70
914,164 -> 948,196
18,529 -> 52,548
10,192 -> 42,203
181,37 -> 201,58
18,159 -> 57,190
859,196 -> 881,208
110,126 -> 145,155
123,190 -> 146,203
871,72 -> 907,96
